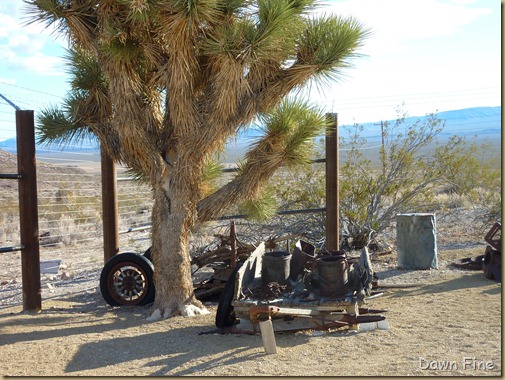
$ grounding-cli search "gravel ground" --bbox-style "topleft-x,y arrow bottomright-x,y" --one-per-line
0,228 -> 501,376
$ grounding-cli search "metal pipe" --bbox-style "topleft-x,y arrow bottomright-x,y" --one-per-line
0,245 -> 25,253
0,173 -> 22,179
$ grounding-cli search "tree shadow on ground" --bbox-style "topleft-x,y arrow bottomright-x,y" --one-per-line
0,294 -> 153,345
387,272 -> 501,298
63,324 -> 311,375
1,292 -> 398,376
1,292 -> 316,376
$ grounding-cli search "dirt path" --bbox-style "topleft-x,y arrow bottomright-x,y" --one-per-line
0,246 -> 501,377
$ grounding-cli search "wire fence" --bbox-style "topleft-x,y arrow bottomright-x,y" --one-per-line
0,84 -> 501,308
0,136 -> 329,299
0,144 -> 331,313
0,150 -> 147,286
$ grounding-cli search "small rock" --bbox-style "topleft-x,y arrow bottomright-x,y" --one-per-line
1,280 -> 8,286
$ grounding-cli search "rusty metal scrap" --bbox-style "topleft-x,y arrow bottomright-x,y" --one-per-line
484,222 -> 501,252
190,235 -> 255,268
243,282 -> 289,300
247,304 -> 386,332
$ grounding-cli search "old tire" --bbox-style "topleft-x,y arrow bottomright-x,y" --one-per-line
143,247 -> 152,262
215,262 -> 242,329
100,252 -> 155,306
483,251 -> 494,280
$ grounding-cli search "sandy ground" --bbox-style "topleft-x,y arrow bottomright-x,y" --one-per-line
0,244 -> 501,377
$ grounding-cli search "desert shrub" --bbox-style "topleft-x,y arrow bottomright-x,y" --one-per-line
267,108 -> 501,250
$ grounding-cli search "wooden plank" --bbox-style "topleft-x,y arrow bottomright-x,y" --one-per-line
233,242 -> 264,300
259,320 -> 277,354
239,317 -> 318,332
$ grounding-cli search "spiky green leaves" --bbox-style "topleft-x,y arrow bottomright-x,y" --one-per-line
36,105 -> 94,148
200,158 -> 224,196
68,49 -> 107,93
23,0 -> 64,25
250,97 -> 328,168
66,49 -> 111,119
297,15 -> 371,85
36,48 -> 110,150
239,187 -> 277,221
204,0 -> 315,64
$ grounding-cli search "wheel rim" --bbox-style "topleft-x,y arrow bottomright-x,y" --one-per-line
107,262 -> 150,305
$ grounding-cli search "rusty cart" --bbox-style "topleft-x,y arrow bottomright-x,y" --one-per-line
214,240 -> 387,353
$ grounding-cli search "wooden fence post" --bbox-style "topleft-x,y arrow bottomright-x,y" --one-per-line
325,113 -> 339,251
16,110 -> 42,312
101,145 -> 119,263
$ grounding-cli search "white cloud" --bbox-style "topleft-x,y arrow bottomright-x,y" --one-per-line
0,2 -> 67,77
15,52 -> 66,76
319,0 -> 493,55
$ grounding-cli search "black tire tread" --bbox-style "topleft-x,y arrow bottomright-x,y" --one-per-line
100,252 -> 155,306
215,262 -> 243,328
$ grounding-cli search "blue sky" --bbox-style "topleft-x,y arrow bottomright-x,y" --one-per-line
0,0 -> 501,141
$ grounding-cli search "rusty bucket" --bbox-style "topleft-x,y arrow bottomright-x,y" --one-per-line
262,251 -> 291,286
316,254 -> 349,297
289,240 -> 316,281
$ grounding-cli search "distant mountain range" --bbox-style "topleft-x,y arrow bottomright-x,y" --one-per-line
354,106 -> 501,140
227,106 -> 501,160
0,106 -> 500,162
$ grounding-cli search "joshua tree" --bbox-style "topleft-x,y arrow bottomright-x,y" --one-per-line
26,0 -> 369,320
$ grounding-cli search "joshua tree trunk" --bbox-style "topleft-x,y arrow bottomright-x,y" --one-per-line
148,171 -> 208,320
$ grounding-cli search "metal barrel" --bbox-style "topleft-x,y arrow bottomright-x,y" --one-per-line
261,251 -> 291,286
316,255 -> 349,297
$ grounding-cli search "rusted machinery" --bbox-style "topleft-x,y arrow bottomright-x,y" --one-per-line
99,228 -> 255,306
214,239 -> 387,354
483,222 -> 501,282
98,222 -> 295,307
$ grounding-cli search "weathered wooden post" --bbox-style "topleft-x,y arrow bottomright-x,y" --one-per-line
230,221 -> 237,268
101,145 -> 119,263
16,110 -> 42,312
325,113 -> 339,251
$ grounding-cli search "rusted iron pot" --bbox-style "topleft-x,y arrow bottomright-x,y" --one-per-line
316,254 -> 349,297
262,251 -> 291,286
289,240 -> 316,281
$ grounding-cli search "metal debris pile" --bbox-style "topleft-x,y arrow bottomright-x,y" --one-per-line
242,282 -> 288,300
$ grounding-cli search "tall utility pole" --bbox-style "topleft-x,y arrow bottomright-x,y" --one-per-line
375,120 -> 386,175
